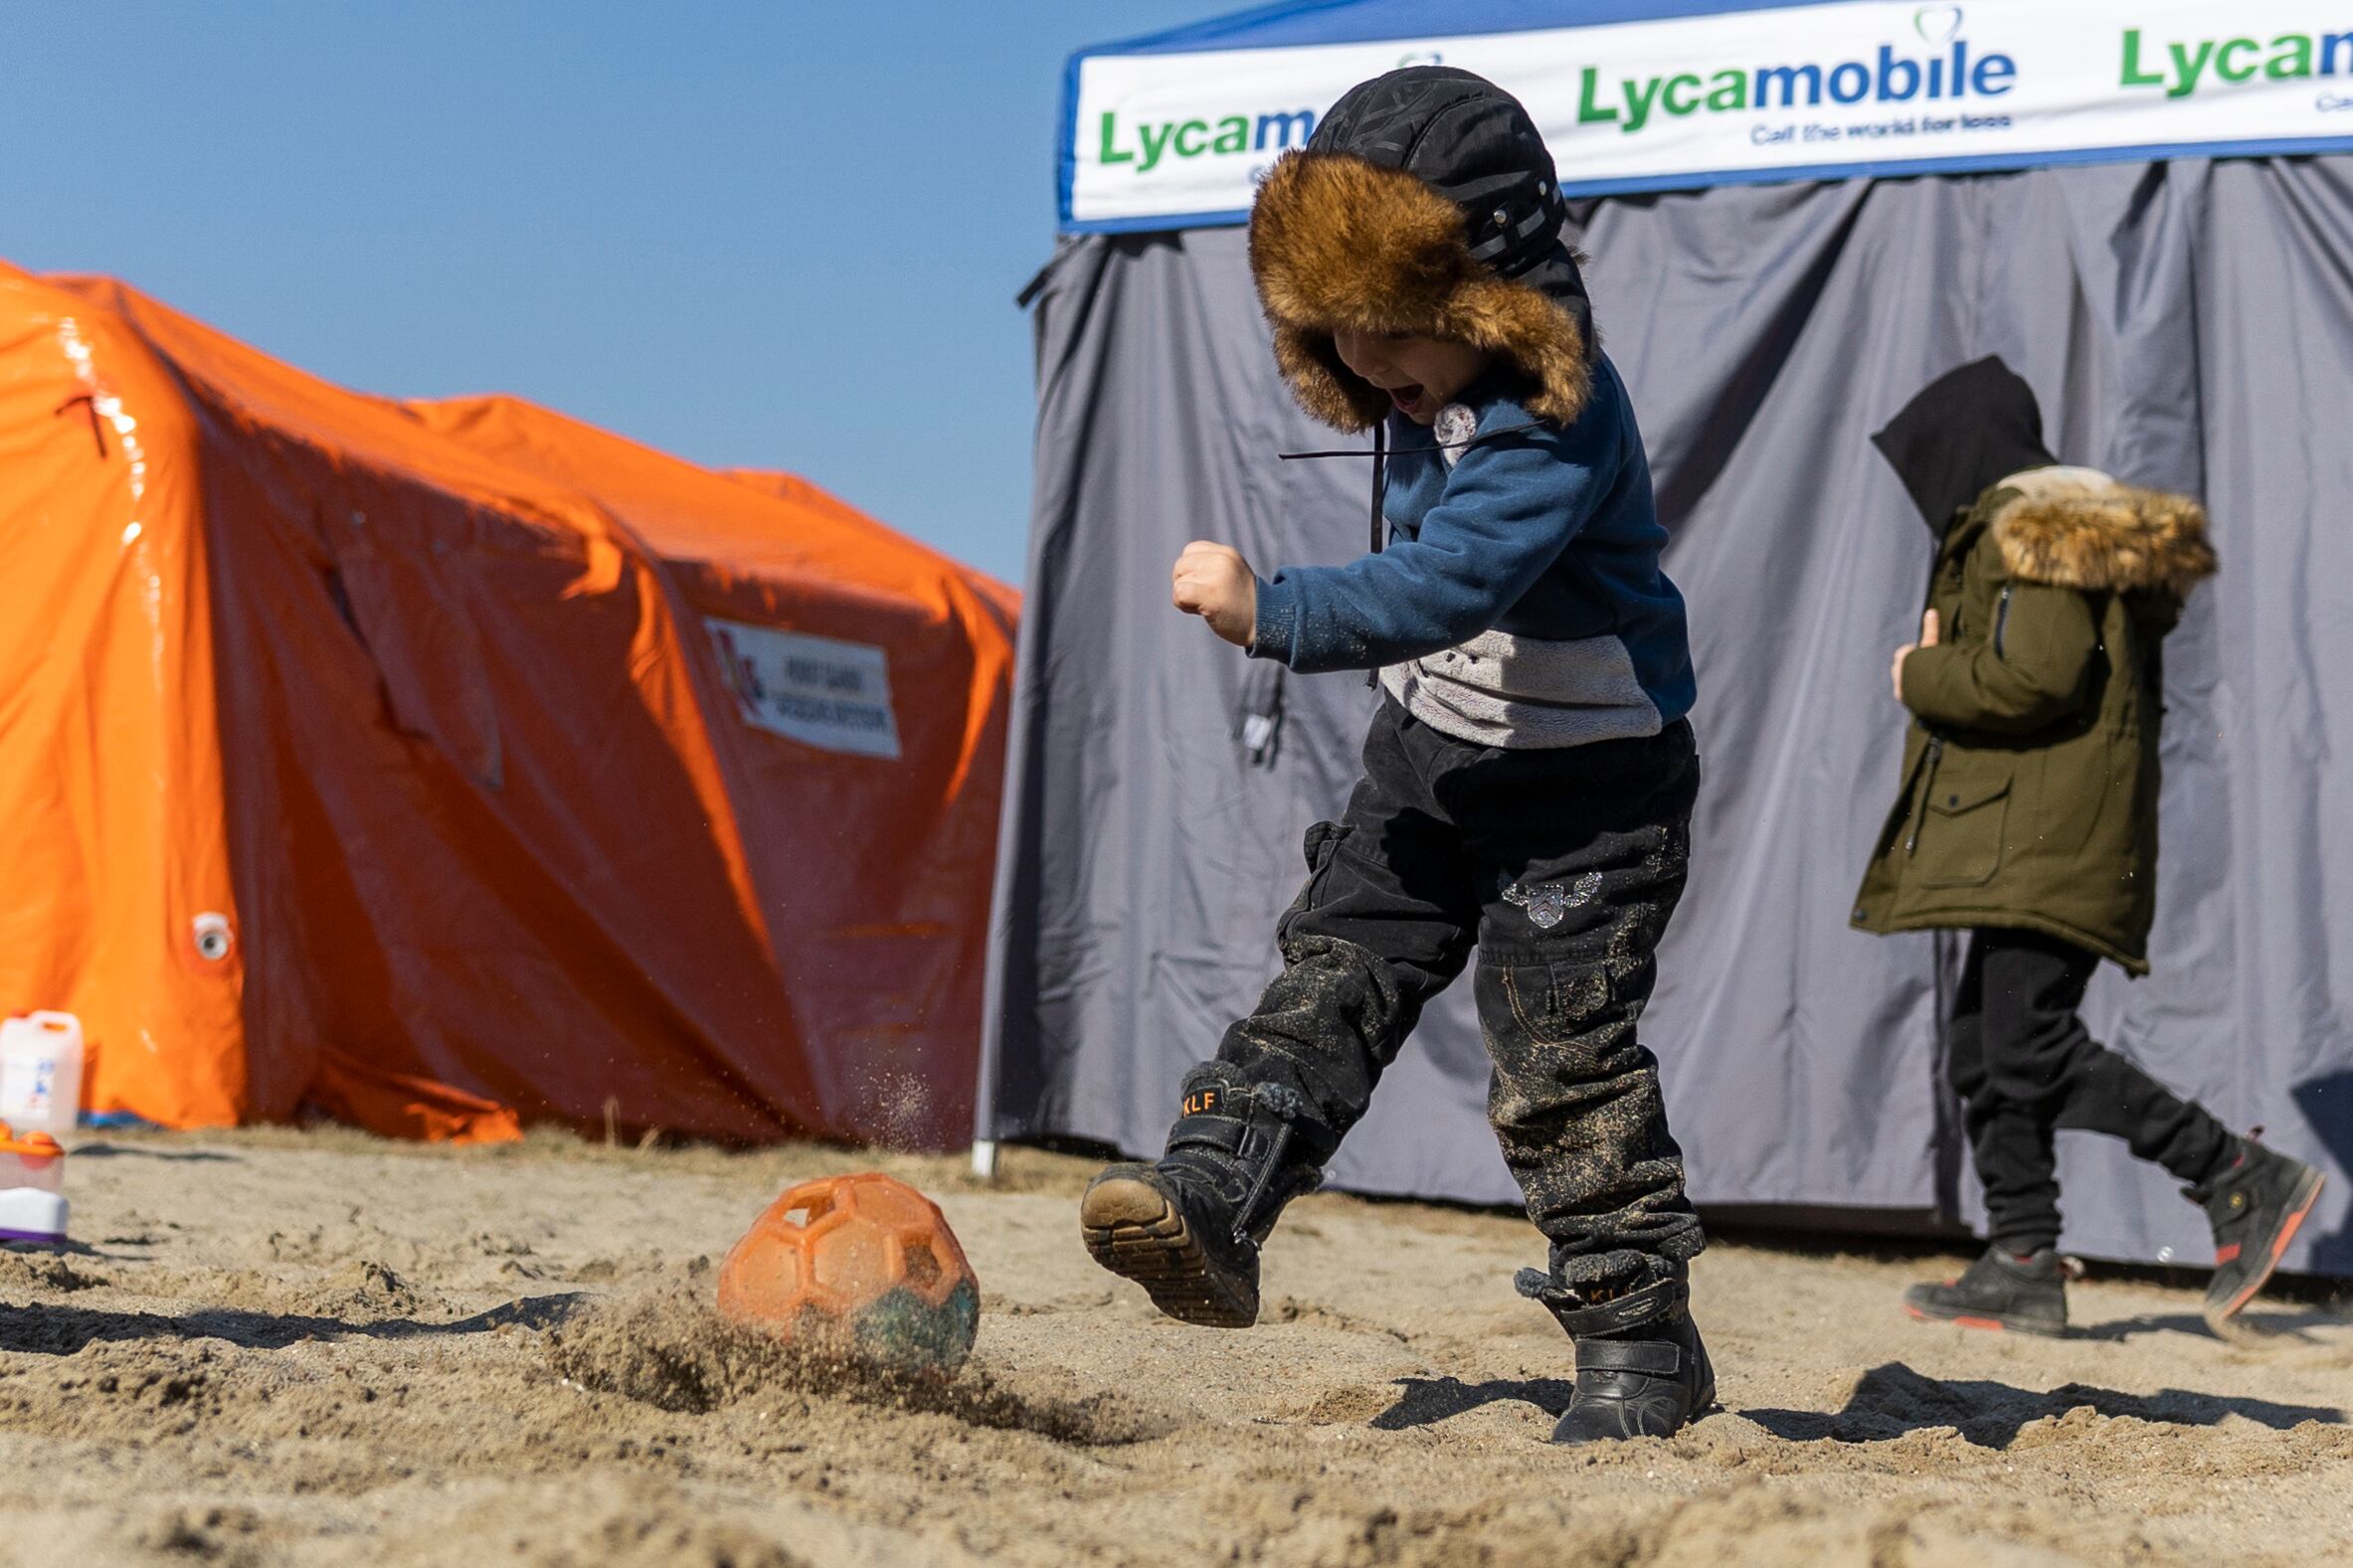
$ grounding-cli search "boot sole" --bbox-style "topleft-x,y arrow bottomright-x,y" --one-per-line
1903,1302 -> 2068,1337
2204,1167 -> 2326,1333
1080,1174 -> 1258,1328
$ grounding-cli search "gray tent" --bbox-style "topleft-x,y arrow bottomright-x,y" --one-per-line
983,0 -> 2353,1274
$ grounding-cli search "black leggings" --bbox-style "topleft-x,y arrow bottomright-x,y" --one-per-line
1947,929 -> 2233,1252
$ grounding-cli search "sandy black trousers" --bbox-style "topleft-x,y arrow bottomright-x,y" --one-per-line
1949,929 -> 2234,1252
1213,698 -> 1704,1294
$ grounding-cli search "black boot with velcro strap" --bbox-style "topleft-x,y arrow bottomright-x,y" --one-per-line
1080,1065 -> 1335,1327
1517,1271 -> 1716,1443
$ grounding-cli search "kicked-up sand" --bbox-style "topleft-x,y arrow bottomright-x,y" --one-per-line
0,1127 -> 2346,1567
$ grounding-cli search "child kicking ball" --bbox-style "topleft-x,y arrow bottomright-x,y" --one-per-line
1080,68 -> 1715,1443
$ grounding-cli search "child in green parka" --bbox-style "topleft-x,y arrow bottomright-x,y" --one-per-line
1855,356 -> 2323,1336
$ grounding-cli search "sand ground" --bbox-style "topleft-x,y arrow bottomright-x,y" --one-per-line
0,1128 -> 2346,1567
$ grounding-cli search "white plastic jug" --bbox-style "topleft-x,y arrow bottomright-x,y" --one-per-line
0,1012 -> 85,1138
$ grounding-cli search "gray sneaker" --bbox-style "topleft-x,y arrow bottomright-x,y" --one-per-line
1904,1246 -> 2069,1335
2195,1134 -> 2326,1332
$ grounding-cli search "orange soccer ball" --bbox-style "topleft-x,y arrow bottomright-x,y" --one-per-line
716,1172 -> 981,1373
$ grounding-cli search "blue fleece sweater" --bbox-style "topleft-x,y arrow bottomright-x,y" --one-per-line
1249,355 -> 1695,738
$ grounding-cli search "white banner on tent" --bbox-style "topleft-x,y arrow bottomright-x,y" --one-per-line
705,620 -> 902,760
1064,0 -> 2353,227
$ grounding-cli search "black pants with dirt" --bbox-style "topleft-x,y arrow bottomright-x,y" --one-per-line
1214,698 -> 1705,1295
1950,929 -> 2234,1252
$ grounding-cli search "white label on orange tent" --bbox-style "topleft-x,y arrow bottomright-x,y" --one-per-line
704,620 -> 903,760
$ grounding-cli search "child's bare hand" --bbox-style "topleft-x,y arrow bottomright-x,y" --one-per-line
1892,608 -> 1939,700
1173,542 -> 1257,648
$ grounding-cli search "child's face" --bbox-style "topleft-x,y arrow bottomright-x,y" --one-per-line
1330,329 -> 1494,425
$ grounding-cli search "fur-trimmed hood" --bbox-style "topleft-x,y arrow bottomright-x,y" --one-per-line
1246,69 -> 1593,434
1989,466 -> 2218,596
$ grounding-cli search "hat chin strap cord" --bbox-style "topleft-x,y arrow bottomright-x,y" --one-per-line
1274,417 -> 1541,687
1275,419 -> 1540,466
1355,425 -> 1386,688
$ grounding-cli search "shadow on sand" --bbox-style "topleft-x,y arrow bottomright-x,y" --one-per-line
1371,1374 -> 1577,1428
1369,1359 -> 2341,1445
0,1292 -> 589,1356
2073,1307 -> 2349,1345
65,1143 -> 240,1164
1742,1361 -> 2343,1447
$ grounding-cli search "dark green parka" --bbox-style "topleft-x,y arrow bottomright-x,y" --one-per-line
1852,466 -> 2217,973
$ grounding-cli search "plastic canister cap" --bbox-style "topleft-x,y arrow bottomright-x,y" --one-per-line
0,1129 -> 62,1159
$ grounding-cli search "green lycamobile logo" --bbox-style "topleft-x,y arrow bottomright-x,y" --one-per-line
1097,108 -> 1317,173
1572,31 -> 2015,135
2118,27 -> 2353,96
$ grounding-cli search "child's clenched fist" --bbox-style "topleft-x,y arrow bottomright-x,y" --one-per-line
1172,541 -> 1257,649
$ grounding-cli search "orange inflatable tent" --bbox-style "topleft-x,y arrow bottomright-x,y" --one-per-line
0,262 -> 1016,1147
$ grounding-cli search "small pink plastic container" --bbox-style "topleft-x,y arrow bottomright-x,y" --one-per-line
0,1125 -> 67,1244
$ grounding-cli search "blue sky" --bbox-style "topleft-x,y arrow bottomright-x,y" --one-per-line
1,2 -> 1233,585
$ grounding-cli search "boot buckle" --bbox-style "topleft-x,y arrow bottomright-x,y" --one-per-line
1573,1337 -> 1682,1377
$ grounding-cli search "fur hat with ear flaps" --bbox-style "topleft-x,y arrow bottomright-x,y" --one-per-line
1248,68 -> 1595,434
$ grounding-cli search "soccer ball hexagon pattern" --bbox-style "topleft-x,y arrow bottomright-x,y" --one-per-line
716,1172 -> 981,1373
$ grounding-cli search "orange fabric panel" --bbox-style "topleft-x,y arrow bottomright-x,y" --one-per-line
0,261 -> 1015,1149
0,268 -> 247,1129
307,1048 -> 526,1146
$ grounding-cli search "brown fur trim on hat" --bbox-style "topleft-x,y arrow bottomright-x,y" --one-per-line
1990,467 -> 2217,595
1248,150 -> 1590,434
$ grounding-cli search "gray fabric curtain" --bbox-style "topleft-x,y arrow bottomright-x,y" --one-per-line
982,156 -> 2353,1274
